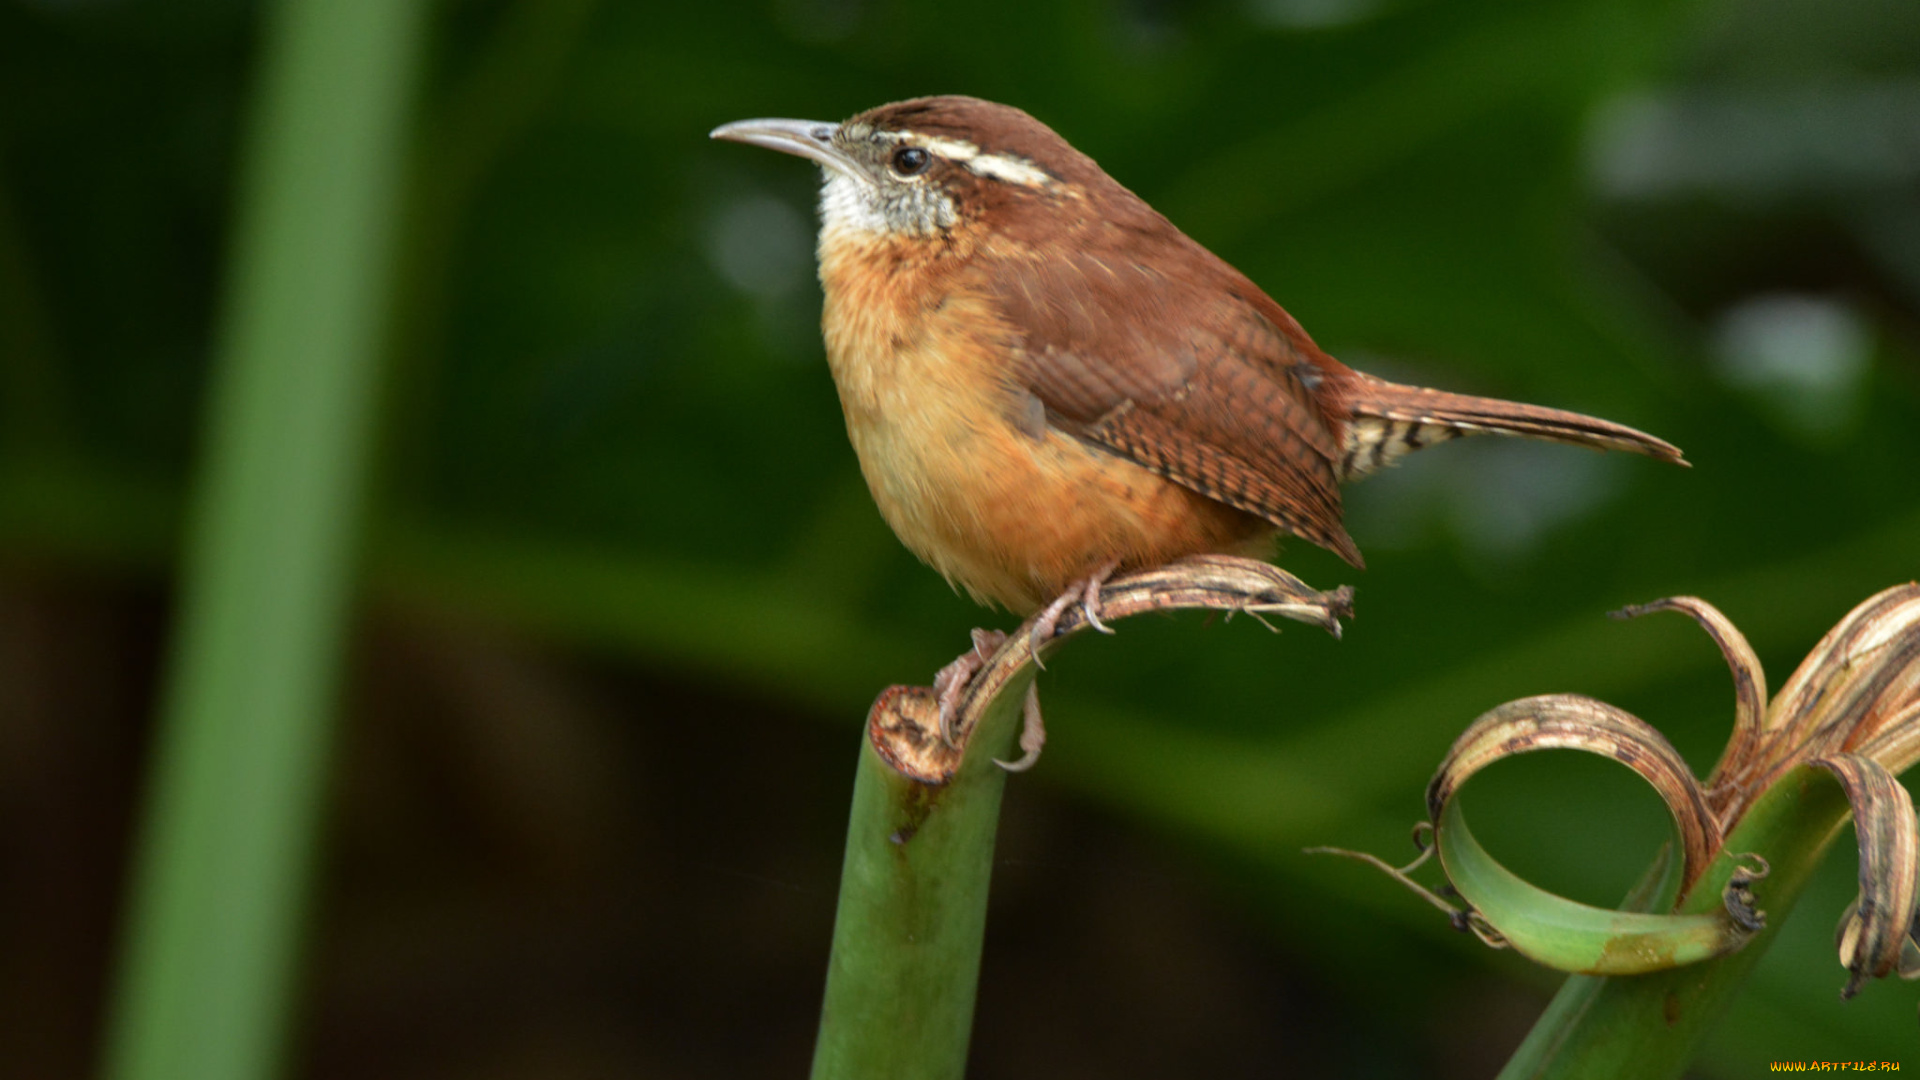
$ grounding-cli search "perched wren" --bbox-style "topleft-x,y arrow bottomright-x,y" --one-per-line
711,95 -> 1683,639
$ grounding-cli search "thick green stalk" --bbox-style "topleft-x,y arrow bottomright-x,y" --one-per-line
1498,768 -> 1853,1080
808,559 -> 1350,1080
810,674 -> 1031,1080
100,3 -> 427,1080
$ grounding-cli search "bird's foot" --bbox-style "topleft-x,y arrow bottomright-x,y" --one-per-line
935,627 -> 1008,746
994,683 -> 1046,772
1026,559 -> 1121,666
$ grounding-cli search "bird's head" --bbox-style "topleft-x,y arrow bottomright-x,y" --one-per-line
711,96 -> 1110,242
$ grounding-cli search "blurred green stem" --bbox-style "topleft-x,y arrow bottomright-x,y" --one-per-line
100,2 -> 427,1079
811,675 -> 1030,1080
1498,768 -> 1852,1080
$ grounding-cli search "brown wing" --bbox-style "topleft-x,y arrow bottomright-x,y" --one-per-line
990,237 -> 1364,567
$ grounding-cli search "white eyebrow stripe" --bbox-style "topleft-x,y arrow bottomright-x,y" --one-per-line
895,130 -> 1054,188
910,134 -> 982,161
965,153 -> 1052,187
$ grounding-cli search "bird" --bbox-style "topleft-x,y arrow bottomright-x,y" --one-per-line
711,96 -> 1684,745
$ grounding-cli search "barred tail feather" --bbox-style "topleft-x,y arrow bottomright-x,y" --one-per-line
1336,373 -> 1686,482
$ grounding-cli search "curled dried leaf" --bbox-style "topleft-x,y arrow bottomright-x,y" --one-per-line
1766,584 -> 1920,776
1346,585 -> 1920,1000
1613,597 -> 1768,811
1810,754 -> 1919,998
1427,694 -> 1722,889
1856,700 -> 1920,777
869,556 -> 1352,785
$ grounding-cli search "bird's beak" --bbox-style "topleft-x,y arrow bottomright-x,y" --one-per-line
709,117 -> 862,179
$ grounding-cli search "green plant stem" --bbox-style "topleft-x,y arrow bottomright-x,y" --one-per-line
811,673 -> 1031,1080
1498,767 -> 1853,1080
99,3 -> 427,1079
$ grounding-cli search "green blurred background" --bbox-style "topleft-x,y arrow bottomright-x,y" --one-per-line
2,0 -> 1917,1075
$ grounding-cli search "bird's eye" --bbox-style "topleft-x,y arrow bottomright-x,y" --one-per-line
890,146 -> 931,177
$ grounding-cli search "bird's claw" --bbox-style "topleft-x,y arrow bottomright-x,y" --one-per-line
1080,563 -> 1118,634
994,682 -> 1047,772
936,628 -> 1007,745
1027,559 -> 1122,663
1027,592 -> 1072,669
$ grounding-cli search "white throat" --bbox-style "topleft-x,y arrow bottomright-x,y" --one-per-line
818,171 -> 891,239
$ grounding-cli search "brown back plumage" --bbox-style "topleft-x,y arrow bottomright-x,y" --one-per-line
982,210 -> 1364,565
831,97 -> 1685,571
882,97 -> 1360,563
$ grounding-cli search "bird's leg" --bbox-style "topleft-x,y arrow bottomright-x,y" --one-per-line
935,627 -> 1008,745
994,683 -> 1046,772
1026,558 -> 1122,664
940,561 -> 1120,752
